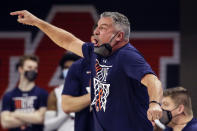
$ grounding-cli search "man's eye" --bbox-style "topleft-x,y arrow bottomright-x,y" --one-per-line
99,26 -> 106,30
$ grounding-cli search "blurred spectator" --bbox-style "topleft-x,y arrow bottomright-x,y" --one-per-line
161,87 -> 197,131
61,26 -> 96,131
61,58 -> 92,131
1,55 -> 48,131
44,53 -> 80,131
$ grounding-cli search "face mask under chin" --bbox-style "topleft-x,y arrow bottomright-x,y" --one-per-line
94,43 -> 112,57
93,31 -> 119,57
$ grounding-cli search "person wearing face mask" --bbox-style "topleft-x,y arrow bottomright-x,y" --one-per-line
11,10 -> 163,131
44,53 -> 80,131
159,87 -> 197,131
1,55 -> 48,131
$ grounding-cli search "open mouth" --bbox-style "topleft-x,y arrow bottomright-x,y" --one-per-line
92,36 -> 99,47
94,39 -> 99,46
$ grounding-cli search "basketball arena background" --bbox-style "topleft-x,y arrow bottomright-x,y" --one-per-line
1,0 -> 197,130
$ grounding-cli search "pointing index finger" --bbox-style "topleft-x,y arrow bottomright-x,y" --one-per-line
10,11 -> 24,16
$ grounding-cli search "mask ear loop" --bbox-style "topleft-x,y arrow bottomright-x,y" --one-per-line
170,105 -> 190,126
103,44 -> 112,54
170,105 -> 183,123
108,31 -> 120,47
100,31 -> 120,57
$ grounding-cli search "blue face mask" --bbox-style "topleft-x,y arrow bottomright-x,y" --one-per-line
63,69 -> 69,79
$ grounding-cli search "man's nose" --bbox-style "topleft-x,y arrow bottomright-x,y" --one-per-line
94,28 -> 99,35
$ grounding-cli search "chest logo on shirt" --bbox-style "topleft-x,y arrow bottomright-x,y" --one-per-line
13,96 -> 37,112
91,59 -> 112,112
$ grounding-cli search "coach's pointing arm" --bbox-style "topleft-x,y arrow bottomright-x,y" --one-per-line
10,10 -> 84,57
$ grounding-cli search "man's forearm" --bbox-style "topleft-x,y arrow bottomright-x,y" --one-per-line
148,80 -> 162,103
141,74 -> 163,103
13,109 -> 45,124
62,94 -> 91,113
142,74 -> 163,122
1,112 -> 26,129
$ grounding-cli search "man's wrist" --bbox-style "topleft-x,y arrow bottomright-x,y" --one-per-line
149,101 -> 161,106
34,18 -> 43,27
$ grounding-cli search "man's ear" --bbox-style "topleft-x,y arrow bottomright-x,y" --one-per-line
177,104 -> 185,114
116,32 -> 124,41
18,66 -> 23,74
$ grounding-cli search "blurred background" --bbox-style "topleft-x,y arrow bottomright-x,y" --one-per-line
0,0 -> 196,130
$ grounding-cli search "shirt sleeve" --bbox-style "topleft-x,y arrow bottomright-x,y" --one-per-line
82,42 -> 94,61
39,89 -> 48,107
122,49 -> 156,82
62,60 -> 81,96
1,93 -> 12,111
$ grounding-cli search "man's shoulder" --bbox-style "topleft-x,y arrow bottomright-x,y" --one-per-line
34,86 -> 48,95
117,43 -> 144,62
185,118 -> 197,130
68,59 -> 82,74
119,43 -> 136,51
190,118 -> 197,123
73,58 -> 84,66
3,88 -> 18,98
118,43 -> 139,56
72,58 -> 89,71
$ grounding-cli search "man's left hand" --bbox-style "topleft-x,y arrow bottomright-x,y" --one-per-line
147,103 -> 162,125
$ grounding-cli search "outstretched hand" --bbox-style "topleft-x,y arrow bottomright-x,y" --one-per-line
10,10 -> 40,26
